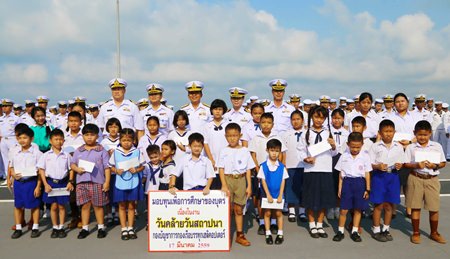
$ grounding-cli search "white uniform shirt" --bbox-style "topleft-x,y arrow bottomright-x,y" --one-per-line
241,120 -> 261,142
37,149 -> 72,179
0,113 -> 22,138
98,99 -> 144,131
335,151 -> 372,178
347,110 -> 381,139
55,113 -> 68,129
248,131 -> 287,166
140,104 -> 174,136
369,141 -> 406,170
412,107 -> 432,123
167,129 -> 192,164
431,111 -> 444,131
100,137 -> 120,152
387,111 -> 422,135
20,113 -> 35,126
282,129 -> 304,168
405,141 -> 446,176
203,120 -> 228,164
10,145 -> 43,178
46,111 -> 56,127
331,126 -> 349,154
224,107 -> 252,128
171,154 -> 215,190
216,146 -> 255,174
181,103 -> 211,133
265,101 -> 295,134
63,131 -> 85,153
297,129 -> 337,173
138,133 -> 167,162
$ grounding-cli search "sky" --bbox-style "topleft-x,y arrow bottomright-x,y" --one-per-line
1,0 -> 450,109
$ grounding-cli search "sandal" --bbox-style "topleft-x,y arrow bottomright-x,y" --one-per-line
128,229 -> 137,239
121,230 -> 129,241
298,213 -> 307,222
317,228 -> 328,238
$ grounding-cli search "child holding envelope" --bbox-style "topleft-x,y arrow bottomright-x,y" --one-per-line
109,128 -> 145,241
298,106 -> 337,239
38,128 -> 74,238
70,124 -> 110,239
404,120 -> 447,244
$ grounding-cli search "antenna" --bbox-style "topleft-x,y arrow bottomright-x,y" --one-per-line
116,0 -> 121,77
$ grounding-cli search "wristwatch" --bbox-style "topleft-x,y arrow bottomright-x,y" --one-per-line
68,179 -> 75,184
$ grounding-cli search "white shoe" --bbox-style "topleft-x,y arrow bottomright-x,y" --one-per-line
0,180 -> 7,186
327,208 -> 335,220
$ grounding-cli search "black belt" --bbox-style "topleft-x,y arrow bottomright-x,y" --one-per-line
17,176 -> 37,183
46,176 -> 69,184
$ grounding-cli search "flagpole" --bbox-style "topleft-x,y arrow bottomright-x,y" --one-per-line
116,0 -> 121,77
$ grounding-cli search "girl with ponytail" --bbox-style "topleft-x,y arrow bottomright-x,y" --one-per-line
31,106 -> 54,152
298,106 -> 338,239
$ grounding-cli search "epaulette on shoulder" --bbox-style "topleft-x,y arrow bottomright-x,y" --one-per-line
202,102 -> 210,108
181,103 -> 189,109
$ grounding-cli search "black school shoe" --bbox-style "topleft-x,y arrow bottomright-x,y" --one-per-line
317,228 -> 328,238
31,229 -> 40,238
383,230 -> 393,241
51,229 -> 59,238
11,230 -> 23,239
333,232 -> 345,242
309,228 -> 320,238
288,213 -> 296,222
270,224 -> 278,235
128,229 -> 137,240
58,229 -> 67,238
97,228 -> 107,239
372,232 -> 387,242
265,235 -> 273,245
121,230 -> 129,241
78,229 -> 89,239
351,232 -> 362,242
275,235 -> 284,245
257,224 -> 265,235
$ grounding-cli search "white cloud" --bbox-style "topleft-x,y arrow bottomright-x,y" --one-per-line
0,64 -> 48,84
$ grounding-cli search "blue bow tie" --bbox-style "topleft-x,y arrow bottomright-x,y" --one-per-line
214,125 -> 223,131
313,130 -> 323,144
334,132 -> 342,144
295,132 -> 302,142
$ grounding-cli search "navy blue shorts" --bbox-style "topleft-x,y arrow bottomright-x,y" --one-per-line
370,171 -> 401,204
43,180 -> 70,205
14,178 -> 41,209
189,185 -> 205,191
340,177 -> 368,210
285,168 -> 303,205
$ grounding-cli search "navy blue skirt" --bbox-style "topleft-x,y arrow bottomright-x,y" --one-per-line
113,178 -> 144,203
302,172 -> 336,211
43,181 -> 70,205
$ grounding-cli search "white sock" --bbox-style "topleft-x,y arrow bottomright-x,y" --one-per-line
121,227 -> 127,232
299,207 -> 305,214
289,207 -> 295,214
352,227 -> 358,233
59,225 -> 64,230
259,219 -> 265,225
316,222 -> 323,228
127,226 -> 133,231
277,230 -> 283,236
271,219 -> 276,225
16,224 -> 22,231
32,224 -> 39,230
383,224 -> 390,232
265,230 -> 271,236
82,225 -> 89,231
53,225 -> 59,230
373,226 -> 381,234
338,227 -> 345,233
309,222 -> 316,229
98,224 -> 104,230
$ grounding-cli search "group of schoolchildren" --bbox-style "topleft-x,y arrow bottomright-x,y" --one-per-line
2,79 -> 447,248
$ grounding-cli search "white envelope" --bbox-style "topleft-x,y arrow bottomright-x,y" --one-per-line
415,151 -> 441,164
48,188 -> 70,197
16,166 -> 37,177
261,198 -> 285,209
78,159 -> 95,173
174,136 -> 189,146
117,157 -> 140,170
308,141 -> 332,157
393,133 -> 413,142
